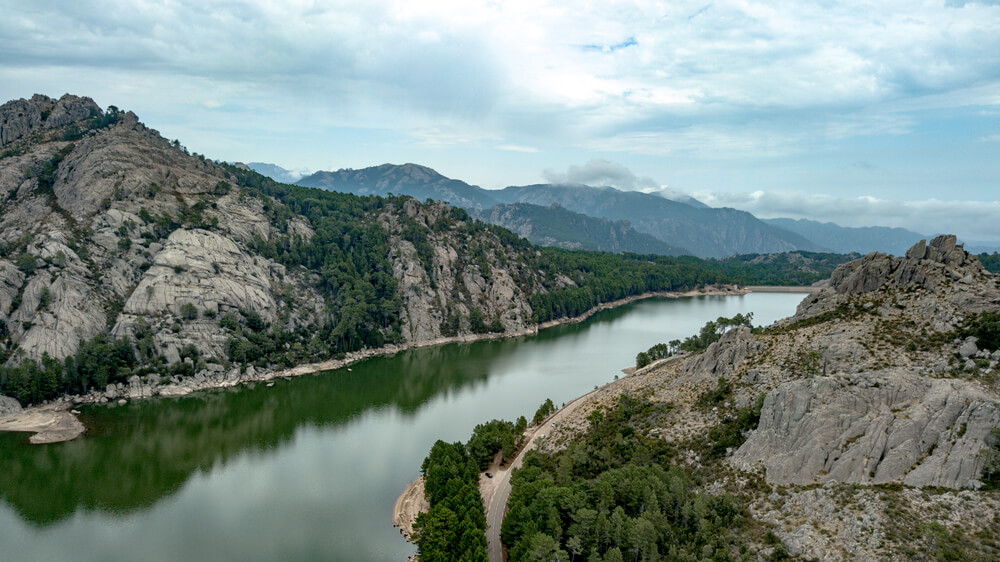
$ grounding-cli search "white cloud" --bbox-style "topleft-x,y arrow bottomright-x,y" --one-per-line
542,159 -> 658,190
1,0 -> 998,198
694,190 -> 1000,242
495,144 -> 539,153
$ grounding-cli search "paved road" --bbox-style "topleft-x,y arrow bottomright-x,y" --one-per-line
484,390 -> 601,562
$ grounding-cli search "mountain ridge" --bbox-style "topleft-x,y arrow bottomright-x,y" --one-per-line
472,202 -> 690,256
298,164 -> 830,258
763,217 -> 927,255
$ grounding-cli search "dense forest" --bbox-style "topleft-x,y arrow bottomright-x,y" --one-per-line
501,395 -> 769,561
414,418 -> 526,561
980,252 -> 999,274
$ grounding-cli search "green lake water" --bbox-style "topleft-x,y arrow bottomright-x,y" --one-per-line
0,292 -> 807,561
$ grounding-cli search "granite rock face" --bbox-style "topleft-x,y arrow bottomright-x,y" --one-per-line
0,94 -> 101,148
732,373 -> 1000,489
681,326 -> 766,381
721,238 -> 1000,489
0,93 -> 551,376
380,199 -> 539,343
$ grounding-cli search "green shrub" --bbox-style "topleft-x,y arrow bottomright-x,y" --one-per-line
16,253 -> 38,274
179,302 -> 199,321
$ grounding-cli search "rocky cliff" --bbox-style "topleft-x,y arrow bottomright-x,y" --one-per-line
0,94 -> 561,407
538,235 -> 1000,559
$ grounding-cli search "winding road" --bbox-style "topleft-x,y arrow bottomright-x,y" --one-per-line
483,389 -> 601,562
482,354 -> 690,561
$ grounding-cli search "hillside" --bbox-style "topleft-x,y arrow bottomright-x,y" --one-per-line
765,217 -> 926,255
298,163 -> 500,210
244,162 -> 305,184
495,184 -> 828,258
498,235 -> 1000,560
4,94 -> 816,410
473,202 -> 689,256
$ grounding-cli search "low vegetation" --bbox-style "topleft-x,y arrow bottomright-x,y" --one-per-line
636,313 -> 754,368
979,252 -> 999,274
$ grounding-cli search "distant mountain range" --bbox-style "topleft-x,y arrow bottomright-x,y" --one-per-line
244,162 -> 305,184
473,203 -> 689,256
245,161 -> 999,259
763,218 -> 927,256
642,186 -> 710,208
296,164 -> 825,258
488,184 -> 825,258
298,163 -> 500,210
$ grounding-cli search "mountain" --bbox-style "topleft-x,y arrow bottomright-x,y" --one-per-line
473,202 -> 689,255
643,186 -> 710,208
3,94 -> 788,409
300,164 -> 828,258
764,217 -> 927,255
243,162 -> 306,184
964,241 -> 1000,254
0,95 -> 560,405
421,235 -> 1000,559
298,163 -> 500,210
494,184 -> 828,258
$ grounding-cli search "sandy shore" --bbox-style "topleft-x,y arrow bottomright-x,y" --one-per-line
0,283 -> 785,445
393,476 -> 430,541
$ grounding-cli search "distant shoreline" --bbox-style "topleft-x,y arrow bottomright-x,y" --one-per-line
747,285 -> 822,293
0,283 -> 812,444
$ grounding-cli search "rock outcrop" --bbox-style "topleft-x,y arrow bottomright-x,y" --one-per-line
380,199 -> 539,343
0,94 -> 101,148
727,237 -> 1000,489
732,373 -> 1000,488
533,238 -> 1000,558
0,394 -> 21,416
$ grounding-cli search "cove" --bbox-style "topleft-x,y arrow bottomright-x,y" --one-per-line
0,292 -> 806,561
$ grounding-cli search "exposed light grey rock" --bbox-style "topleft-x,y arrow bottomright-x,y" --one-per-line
959,337 -> 979,358
732,374 -> 1000,489
0,394 -> 22,415
381,200 -> 538,343
0,94 -> 100,148
681,326 -> 765,380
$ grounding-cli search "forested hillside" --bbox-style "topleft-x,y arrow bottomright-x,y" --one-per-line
0,94 -> 852,408
473,202 -> 688,255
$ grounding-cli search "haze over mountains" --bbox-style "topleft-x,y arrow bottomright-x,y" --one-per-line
284,162 -> 980,259
294,164 -> 823,258
762,218 -> 928,255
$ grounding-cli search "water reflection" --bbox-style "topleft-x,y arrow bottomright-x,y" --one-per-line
0,293 -> 807,560
0,339 -> 522,525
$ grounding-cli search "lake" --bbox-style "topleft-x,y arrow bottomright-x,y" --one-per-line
0,292 -> 806,561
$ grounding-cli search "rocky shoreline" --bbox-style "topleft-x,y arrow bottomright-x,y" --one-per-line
0,284 -> 753,444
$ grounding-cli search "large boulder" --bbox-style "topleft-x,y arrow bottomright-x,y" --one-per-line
0,394 -> 22,416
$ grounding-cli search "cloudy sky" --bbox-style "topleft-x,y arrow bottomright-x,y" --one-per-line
2,0 -> 999,241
